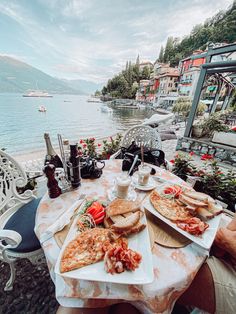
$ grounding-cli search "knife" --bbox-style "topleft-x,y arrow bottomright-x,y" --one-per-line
40,197 -> 85,244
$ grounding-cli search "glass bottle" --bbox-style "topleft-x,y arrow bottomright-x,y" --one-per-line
68,144 -> 81,188
44,133 -> 63,168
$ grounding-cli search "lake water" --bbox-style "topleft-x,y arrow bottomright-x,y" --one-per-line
0,94 -> 153,154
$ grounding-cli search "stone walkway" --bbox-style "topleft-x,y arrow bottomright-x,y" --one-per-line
0,259 -> 58,314
0,257 -> 187,314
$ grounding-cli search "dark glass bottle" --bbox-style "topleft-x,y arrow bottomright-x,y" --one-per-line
44,133 -> 63,168
68,144 -> 81,188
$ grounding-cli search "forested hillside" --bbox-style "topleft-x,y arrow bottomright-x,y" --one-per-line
102,1 -> 236,99
159,1 -> 236,65
101,57 -> 150,99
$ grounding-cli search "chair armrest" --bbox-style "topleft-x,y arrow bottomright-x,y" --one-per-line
110,149 -> 122,159
0,230 -> 22,261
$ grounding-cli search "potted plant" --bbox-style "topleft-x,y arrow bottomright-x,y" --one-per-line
191,120 -> 205,138
201,112 -> 231,135
171,152 -> 197,181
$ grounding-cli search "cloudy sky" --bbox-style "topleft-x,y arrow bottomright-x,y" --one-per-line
0,0 -> 232,83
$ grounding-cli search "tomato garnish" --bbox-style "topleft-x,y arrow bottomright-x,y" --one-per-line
163,185 -> 182,198
86,201 -> 105,225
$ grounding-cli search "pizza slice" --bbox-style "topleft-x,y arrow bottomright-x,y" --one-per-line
150,190 -> 192,221
60,228 -> 114,273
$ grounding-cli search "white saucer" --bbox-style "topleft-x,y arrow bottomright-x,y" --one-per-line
107,187 -> 137,202
132,176 -> 156,191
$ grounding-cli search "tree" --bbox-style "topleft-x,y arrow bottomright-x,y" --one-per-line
101,86 -> 107,95
141,66 -> 150,80
172,97 -> 207,123
95,90 -> 101,96
163,37 -> 174,63
161,1 -> 236,66
158,46 -> 164,62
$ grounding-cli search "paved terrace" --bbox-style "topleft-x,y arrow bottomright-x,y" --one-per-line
0,259 -> 58,313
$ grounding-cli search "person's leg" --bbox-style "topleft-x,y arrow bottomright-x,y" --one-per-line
177,263 -> 215,314
56,305 -> 110,314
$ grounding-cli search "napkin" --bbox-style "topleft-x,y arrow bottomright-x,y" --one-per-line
40,198 -> 85,244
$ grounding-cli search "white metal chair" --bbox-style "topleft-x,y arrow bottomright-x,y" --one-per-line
110,125 -> 162,159
0,150 -> 45,291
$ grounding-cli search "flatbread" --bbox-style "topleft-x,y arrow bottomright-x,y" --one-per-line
149,190 -> 192,221
60,228 -> 112,273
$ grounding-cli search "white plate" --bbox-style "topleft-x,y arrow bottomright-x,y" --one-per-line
143,187 -> 222,250
107,187 -> 137,202
55,207 -> 154,285
133,176 -> 156,191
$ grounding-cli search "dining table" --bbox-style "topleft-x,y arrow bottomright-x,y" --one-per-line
35,159 -> 208,314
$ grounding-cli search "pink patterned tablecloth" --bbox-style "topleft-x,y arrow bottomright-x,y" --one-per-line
35,160 -> 207,314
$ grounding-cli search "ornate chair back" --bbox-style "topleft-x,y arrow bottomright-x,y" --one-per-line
0,150 -> 44,291
121,125 -> 162,151
0,149 -> 35,217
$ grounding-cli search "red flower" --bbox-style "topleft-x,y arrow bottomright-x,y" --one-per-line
170,159 -> 175,164
90,137 -> 95,141
189,151 -> 194,156
83,144 -> 87,148
80,139 -> 84,144
201,154 -> 213,161
97,143 -> 101,147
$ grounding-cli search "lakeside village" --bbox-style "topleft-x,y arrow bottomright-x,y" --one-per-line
101,44 -> 234,110
97,42 -> 236,169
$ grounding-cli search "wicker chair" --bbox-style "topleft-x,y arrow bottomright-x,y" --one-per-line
111,125 -> 162,159
0,150 -> 45,291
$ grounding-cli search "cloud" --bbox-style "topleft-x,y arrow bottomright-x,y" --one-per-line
0,0 -> 233,83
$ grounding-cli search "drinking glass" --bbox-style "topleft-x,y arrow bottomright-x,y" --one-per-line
115,173 -> 131,199
138,164 -> 151,186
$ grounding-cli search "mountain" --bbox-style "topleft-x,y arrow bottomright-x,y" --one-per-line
0,56 -> 82,94
63,79 -> 104,95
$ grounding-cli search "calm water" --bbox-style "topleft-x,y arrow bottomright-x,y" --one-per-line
0,94 -> 153,154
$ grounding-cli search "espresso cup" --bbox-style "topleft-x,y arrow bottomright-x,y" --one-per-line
116,173 -> 131,199
138,165 -> 151,186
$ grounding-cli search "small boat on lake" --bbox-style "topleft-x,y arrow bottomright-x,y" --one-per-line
87,97 -> 102,103
38,106 -> 47,112
23,90 -> 53,97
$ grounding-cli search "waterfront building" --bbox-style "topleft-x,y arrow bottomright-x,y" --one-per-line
157,68 -> 179,95
154,67 -> 179,108
178,50 -> 206,97
139,60 -> 153,72
135,79 -> 150,101
153,61 -> 170,77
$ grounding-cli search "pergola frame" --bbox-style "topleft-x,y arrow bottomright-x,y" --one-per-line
184,43 -> 236,137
